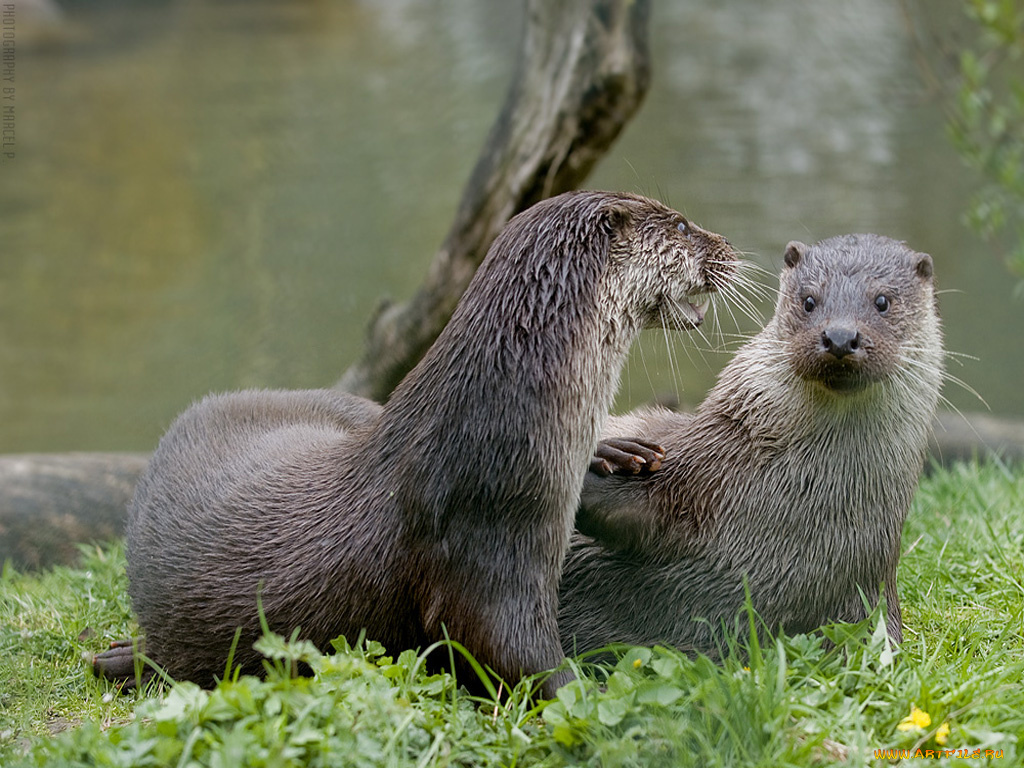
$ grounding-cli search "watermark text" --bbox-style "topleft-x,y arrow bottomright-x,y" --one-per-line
2,2 -> 15,160
874,748 -> 1003,760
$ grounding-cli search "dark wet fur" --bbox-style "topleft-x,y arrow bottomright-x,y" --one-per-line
99,191 -> 737,698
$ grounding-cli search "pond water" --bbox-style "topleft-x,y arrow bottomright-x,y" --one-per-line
1,0 -> 1021,453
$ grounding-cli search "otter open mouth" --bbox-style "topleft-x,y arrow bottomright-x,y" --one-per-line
818,368 -> 871,394
677,291 -> 712,328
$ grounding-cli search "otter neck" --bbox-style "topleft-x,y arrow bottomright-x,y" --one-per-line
379,250 -> 645,536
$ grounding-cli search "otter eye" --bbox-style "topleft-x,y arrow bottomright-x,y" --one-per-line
803,296 -> 816,313
874,294 -> 890,314
677,220 -> 689,234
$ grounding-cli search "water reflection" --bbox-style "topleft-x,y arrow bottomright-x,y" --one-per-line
0,0 -> 1019,453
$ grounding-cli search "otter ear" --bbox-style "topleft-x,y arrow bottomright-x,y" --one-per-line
915,253 -> 934,280
601,202 -> 634,236
783,241 -> 808,269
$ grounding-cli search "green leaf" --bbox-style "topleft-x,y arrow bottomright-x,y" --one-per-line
636,682 -> 684,707
597,698 -> 628,727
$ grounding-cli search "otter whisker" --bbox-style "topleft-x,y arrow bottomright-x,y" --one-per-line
706,295 -> 733,352
718,331 -> 759,341
721,247 -> 766,267
669,304 -> 713,375
632,333 -> 660,405
731,262 -> 775,288
716,279 -> 767,329
713,331 -> 761,350
689,324 -> 717,362
709,291 -> 747,348
731,258 -> 776,281
943,349 -> 979,363
722,263 -> 775,310
658,306 -> 683,402
901,345 -> 979,371
731,259 -> 778,289
684,298 -> 720,359
887,369 -> 927,410
899,354 -> 988,409
741,281 -> 778,304
890,366 -> 967,427
901,344 -> 978,366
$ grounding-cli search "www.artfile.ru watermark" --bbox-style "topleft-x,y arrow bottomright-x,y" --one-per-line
874,748 -> 1004,760
2,1 -> 14,160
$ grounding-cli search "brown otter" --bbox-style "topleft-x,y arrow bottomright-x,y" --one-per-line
559,234 -> 944,656
95,191 -> 739,698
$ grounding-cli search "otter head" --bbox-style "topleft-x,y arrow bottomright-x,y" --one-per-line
776,234 -> 940,395
601,194 -> 739,332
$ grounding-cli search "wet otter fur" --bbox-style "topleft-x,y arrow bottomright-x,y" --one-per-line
96,191 -> 738,698
559,234 -> 944,656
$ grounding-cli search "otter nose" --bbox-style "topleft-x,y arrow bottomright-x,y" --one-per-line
821,327 -> 860,359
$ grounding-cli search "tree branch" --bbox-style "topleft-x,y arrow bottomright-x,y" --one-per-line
337,0 -> 653,400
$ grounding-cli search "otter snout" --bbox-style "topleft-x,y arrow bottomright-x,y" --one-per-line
821,326 -> 861,360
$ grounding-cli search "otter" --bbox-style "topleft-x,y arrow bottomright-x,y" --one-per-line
95,191 -> 739,698
559,234 -> 944,656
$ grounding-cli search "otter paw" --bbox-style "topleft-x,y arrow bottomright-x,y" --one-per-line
590,438 -> 665,476
92,638 -> 150,689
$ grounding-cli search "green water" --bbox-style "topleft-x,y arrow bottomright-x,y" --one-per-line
1,0 -> 1020,453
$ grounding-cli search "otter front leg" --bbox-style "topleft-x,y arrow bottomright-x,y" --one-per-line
577,438 -> 665,551
883,581 -> 904,643
430,590 -> 573,700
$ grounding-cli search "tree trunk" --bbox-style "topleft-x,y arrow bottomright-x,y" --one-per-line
3,413 -> 1024,569
927,411 -> 1024,469
0,453 -> 148,570
337,0 -> 653,400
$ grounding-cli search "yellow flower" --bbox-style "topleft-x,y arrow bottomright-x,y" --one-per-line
897,705 -> 932,731
633,658 -> 642,669
935,722 -> 950,746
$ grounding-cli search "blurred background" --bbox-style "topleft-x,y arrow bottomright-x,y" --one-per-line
1,0 -> 1022,453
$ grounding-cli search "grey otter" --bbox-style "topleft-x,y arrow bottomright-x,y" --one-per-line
560,234 -> 944,655
96,191 -> 739,698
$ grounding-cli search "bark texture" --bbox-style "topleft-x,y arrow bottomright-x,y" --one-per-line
0,453 -> 148,570
337,0 -> 653,400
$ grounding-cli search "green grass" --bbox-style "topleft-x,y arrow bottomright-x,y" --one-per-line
2,460 -> 1023,767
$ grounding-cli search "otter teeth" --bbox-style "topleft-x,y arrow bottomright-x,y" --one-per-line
684,293 -> 711,324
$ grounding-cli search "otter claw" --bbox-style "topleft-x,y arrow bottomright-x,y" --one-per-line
92,637 -> 151,690
591,438 -> 665,476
